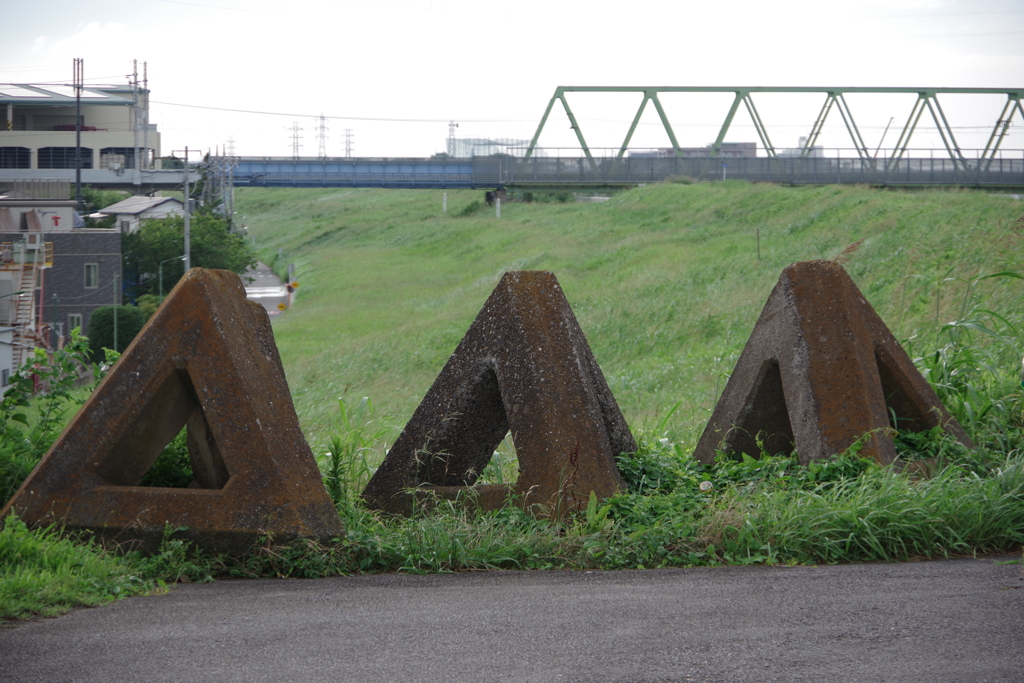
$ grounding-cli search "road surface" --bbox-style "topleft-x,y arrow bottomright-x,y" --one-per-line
2,557 -> 1022,682
244,262 -> 289,317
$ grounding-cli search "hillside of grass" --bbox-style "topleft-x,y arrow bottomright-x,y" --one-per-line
235,183 -> 1023,449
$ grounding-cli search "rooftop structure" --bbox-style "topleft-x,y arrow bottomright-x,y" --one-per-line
96,196 -> 183,233
1,83 -> 158,172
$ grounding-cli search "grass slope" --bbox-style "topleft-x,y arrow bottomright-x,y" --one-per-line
237,183 -> 1023,448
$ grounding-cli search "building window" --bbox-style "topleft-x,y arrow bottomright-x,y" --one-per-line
1,369 -> 9,387
120,220 -> 130,233
38,147 -> 93,170
100,147 -> 136,169
0,147 -> 30,169
68,313 -> 83,332
84,264 -> 98,289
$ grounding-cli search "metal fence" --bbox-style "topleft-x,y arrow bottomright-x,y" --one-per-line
505,149 -> 1024,188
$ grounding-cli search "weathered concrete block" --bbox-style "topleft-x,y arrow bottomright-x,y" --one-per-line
694,260 -> 972,466
1,268 -> 343,554
362,271 -> 634,515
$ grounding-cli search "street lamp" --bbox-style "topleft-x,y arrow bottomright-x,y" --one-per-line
158,256 -> 187,298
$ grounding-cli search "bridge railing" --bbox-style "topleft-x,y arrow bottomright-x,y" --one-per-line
503,148 -> 1024,187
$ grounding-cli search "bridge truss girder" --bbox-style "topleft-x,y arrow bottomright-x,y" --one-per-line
525,86 -> 1023,174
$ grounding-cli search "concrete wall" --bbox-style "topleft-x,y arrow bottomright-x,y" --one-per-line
0,203 -> 77,232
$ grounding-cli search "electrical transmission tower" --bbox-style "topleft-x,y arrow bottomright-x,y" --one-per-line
448,120 -> 459,156
288,121 -> 303,159
316,114 -> 328,158
344,128 -> 354,158
225,136 -> 235,156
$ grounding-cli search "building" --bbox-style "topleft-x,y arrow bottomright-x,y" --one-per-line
630,142 -> 759,158
96,195 -> 183,233
0,79 -> 192,192
0,180 -> 120,370
448,138 -> 533,158
1,82 -> 159,172
778,136 -> 826,158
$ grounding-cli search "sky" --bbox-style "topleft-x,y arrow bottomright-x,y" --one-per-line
2,0 -> 1023,159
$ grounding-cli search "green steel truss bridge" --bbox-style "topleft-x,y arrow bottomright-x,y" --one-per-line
527,86 -> 1023,167
224,86 -> 1024,191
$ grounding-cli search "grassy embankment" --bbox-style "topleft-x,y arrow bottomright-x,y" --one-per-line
236,183 -> 1023,449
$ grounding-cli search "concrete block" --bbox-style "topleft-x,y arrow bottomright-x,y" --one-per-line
362,271 -> 634,515
1,268 -> 343,554
694,260 -> 972,466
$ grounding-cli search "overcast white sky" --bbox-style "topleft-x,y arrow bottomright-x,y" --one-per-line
3,0 -> 1023,158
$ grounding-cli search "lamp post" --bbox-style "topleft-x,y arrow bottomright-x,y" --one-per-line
158,256 -> 187,298
172,147 -> 194,272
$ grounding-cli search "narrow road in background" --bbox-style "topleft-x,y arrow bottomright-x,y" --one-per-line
243,262 -> 288,317
2,557 -> 1022,682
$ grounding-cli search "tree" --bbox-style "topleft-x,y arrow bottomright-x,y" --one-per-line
87,305 -> 148,361
122,213 -> 257,297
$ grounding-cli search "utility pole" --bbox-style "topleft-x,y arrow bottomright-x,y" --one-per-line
73,58 -> 83,211
448,121 -> 458,156
316,114 -> 328,158
344,129 -> 354,158
113,273 -> 119,352
174,147 -> 192,271
289,121 -> 303,160
142,61 -> 149,171
131,60 -> 140,187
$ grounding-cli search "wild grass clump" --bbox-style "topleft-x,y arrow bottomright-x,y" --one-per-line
0,516 -> 157,622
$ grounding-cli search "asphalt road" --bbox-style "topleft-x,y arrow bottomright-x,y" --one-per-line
2,558 -> 1022,683
243,262 -> 288,317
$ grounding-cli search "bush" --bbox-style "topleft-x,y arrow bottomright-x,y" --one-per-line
87,305 -> 148,361
135,294 -> 163,320
0,331 -> 99,504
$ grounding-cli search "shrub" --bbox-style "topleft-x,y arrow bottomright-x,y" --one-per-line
87,305 -> 147,361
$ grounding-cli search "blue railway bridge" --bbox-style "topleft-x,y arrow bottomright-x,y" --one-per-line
228,151 -> 1024,191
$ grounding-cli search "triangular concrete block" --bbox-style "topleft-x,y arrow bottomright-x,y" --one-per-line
362,271 -> 634,515
694,260 -> 972,466
1,269 -> 342,553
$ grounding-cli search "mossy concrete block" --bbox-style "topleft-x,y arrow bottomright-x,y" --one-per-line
694,260 -> 972,466
362,270 -> 634,516
1,268 -> 343,554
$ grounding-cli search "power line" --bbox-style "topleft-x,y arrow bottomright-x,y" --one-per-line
150,99 -> 530,123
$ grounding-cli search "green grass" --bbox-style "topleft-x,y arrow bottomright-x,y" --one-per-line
0,516 -> 158,623
237,183 -> 1023,448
